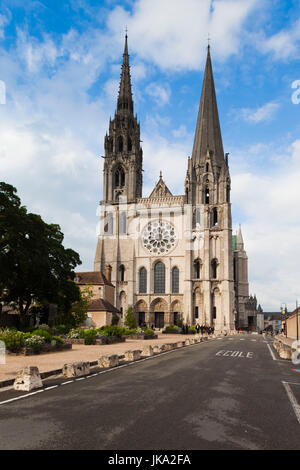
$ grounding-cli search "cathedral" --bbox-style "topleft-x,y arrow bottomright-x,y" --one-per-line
94,35 -> 257,333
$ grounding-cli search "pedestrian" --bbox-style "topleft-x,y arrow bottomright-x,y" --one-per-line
200,324 -> 204,335
196,323 -> 200,334
181,324 -> 185,335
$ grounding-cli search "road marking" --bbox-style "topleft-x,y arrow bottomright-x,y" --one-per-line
61,381 -> 74,385
216,350 -> 253,358
75,378 -> 86,381
251,340 -> 257,342
282,381 -> 300,425
267,343 -> 277,361
44,385 -> 59,390
0,389 -> 45,405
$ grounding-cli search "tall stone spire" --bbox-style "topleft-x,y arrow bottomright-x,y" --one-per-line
236,225 -> 244,250
117,34 -> 134,114
191,45 -> 224,166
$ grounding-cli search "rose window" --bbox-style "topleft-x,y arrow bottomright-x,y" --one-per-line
142,220 -> 177,255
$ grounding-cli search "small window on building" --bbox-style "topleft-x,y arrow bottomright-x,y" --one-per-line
195,306 -> 199,319
119,212 -> 126,235
128,137 -> 132,152
172,267 -> 179,294
139,267 -> 147,294
120,265 -> 125,282
194,260 -> 201,279
211,259 -> 217,279
118,136 -> 123,152
213,207 -> 218,226
205,186 -> 210,204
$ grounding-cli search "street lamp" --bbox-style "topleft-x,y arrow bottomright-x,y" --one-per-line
296,300 -> 299,341
280,303 -> 287,337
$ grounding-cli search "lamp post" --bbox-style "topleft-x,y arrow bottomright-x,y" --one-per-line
280,303 -> 287,337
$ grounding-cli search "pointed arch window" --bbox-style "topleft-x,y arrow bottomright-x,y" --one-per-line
211,259 -> 218,279
205,186 -> 210,204
104,212 -> 113,235
139,267 -> 147,294
115,166 -> 125,188
196,207 -> 201,227
119,265 -> 125,282
194,259 -> 201,279
172,267 -> 179,294
213,207 -> 218,226
118,136 -> 123,152
154,261 -> 165,294
127,137 -> 132,152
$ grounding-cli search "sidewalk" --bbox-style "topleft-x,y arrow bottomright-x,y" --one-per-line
0,333 -> 197,383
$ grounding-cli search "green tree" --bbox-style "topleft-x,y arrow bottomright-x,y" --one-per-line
124,306 -> 136,329
0,182 -> 82,327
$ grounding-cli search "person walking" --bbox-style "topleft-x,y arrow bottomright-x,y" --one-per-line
196,323 -> 200,334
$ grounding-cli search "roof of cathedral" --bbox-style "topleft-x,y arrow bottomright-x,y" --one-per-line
74,272 -> 113,287
88,298 -> 120,313
191,45 -> 224,166
149,172 -> 173,198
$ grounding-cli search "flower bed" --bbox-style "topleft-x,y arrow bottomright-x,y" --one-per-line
64,336 -> 125,345
7,343 -> 72,356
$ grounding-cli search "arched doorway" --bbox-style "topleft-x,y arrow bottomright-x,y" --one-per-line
135,300 -> 148,326
150,298 -> 168,329
171,300 -> 182,325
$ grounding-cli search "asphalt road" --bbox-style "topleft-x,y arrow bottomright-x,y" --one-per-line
0,335 -> 299,450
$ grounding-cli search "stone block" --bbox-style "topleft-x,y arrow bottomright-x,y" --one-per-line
153,344 -> 164,354
185,339 -> 190,346
279,346 -> 292,360
189,338 -> 195,344
14,366 -> 43,391
62,361 -> 90,378
141,345 -> 154,357
177,341 -> 184,348
124,350 -> 141,362
164,343 -> 174,351
98,354 -> 119,368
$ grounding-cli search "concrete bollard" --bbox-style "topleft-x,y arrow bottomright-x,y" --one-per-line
62,361 -> 90,378
279,345 -> 292,360
124,350 -> 141,362
141,345 -> 154,357
164,343 -> 174,351
189,338 -> 195,344
177,341 -> 184,348
14,366 -> 43,392
153,344 -> 165,354
185,339 -> 190,346
98,354 -> 119,368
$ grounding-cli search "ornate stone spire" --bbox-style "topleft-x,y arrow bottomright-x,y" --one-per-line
191,46 -> 224,166
117,33 -> 134,114
237,225 -> 244,250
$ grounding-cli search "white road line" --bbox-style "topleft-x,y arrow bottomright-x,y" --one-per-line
240,339 -> 245,341
0,340 -> 204,406
282,381 -> 300,425
266,343 -> 277,361
251,340 -> 257,342
284,381 -> 300,386
0,389 -> 44,405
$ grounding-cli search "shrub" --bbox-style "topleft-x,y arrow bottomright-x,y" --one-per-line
124,307 -> 136,329
163,325 -> 181,333
24,335 -> 45,354
0,330 -> 25,352
32,329 -> 53,343
111,314 -> 120,326
54,325 -> 69,335
38,324 -> 51,332
144,328 -> 155,338
97,326 -> 124,338
84,329 -> 97,345
51,336 -> 64,347
66,328 -> 85,339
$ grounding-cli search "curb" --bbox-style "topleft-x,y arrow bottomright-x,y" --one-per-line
0,338 -> 213,390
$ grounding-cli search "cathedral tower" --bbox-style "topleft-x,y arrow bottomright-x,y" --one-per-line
102,34 -> 143,204
185,45 -> 235,331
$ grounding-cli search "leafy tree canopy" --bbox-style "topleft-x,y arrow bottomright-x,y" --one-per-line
0,182 -> 82,325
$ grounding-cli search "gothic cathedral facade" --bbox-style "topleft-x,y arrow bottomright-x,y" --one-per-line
94,35 -> 254,332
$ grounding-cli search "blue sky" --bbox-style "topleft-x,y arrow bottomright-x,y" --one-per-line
0,0 -> 300,311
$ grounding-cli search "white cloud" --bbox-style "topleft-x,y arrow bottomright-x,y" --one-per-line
145,82 -> 170,106
0,10 -> 11,39
259,17 -> 300,60
107,0 -> 259,70
241,102 -> 279,123
231,140 -> 300,310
